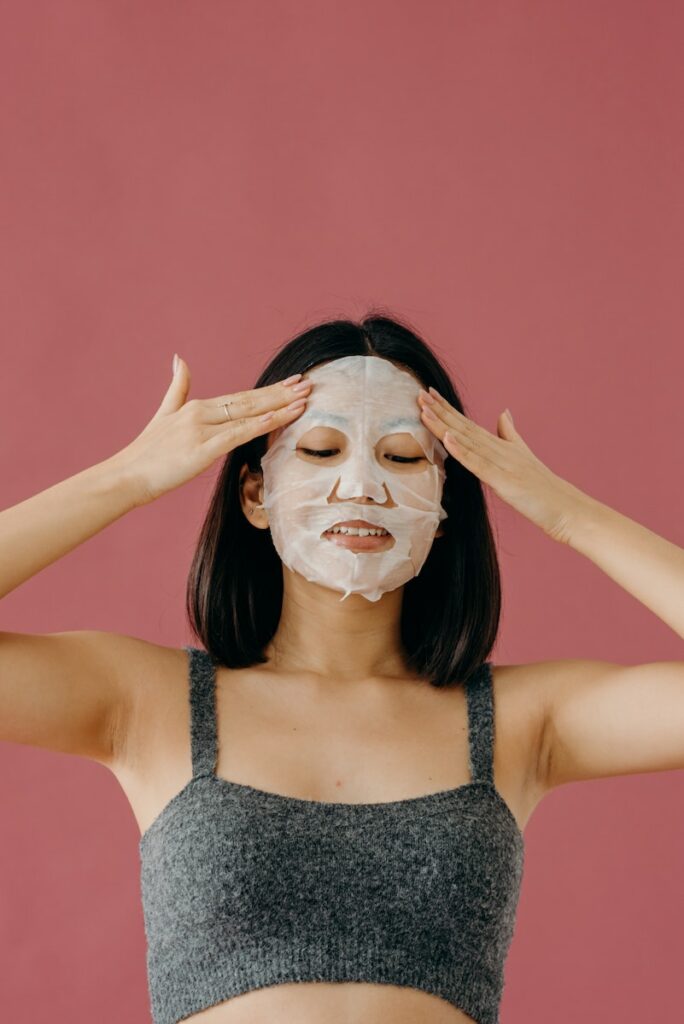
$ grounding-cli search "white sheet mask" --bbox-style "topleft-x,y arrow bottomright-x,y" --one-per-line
256,355 -> 449,602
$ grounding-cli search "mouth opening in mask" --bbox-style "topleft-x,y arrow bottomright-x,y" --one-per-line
321,518 -> 396,551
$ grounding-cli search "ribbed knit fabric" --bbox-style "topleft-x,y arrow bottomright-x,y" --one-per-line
139,646 -> 525,1024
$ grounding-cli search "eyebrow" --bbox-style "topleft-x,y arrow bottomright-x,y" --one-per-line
305,411 -> 349,428
305,411 -> 422,431
380,415 -> 422,431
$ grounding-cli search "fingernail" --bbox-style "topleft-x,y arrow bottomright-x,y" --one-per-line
172,353 -> 179,375
428,386 -> 444,400
505,408 -> 514,424
419,389 -> 435,404
282,373 -> 303,386
287,397 -> 307,410
290,380 -> 312,394
258,411 -> 274,423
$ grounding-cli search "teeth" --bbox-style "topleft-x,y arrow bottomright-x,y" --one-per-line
327,526 -> 389,537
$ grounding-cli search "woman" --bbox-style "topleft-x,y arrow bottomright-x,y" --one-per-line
1,313 -> 682,1024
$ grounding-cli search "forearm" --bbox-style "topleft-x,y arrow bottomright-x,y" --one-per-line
0,454 -> 143,601
565,493 -> 684,639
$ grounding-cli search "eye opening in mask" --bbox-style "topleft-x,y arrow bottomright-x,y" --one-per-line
299,446 -> 424,463
295,427 -> 432,471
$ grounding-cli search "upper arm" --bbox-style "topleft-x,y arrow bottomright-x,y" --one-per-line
538,658 -> 684,792
0,629 -> 135,768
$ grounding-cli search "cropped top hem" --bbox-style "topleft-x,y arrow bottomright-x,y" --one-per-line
148,940 -> 503,1024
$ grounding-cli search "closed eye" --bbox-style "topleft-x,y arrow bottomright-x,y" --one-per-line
298,448 -> 424,464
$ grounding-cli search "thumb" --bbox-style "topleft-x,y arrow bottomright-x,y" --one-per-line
497,407 -> 527,446
156,353 -> 191,416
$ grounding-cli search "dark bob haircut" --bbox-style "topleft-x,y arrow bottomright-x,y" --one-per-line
186,311 -> 501,687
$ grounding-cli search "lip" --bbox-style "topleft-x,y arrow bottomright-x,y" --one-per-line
321,519 -> 395,551
327,519 -> 390,532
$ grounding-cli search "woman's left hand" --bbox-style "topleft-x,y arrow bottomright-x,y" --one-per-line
418,387 -> 591,544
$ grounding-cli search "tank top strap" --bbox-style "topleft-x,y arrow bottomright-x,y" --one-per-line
465,661 -> 495,785
183,645 -> 218,780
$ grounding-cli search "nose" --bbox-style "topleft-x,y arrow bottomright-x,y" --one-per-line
330,442 -> 401,506
330,484 -> 397,509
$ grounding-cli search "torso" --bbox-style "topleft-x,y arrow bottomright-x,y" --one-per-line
108,640 -> 549,1024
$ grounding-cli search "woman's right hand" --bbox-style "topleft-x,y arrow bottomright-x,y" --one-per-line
114,355 -> 311,506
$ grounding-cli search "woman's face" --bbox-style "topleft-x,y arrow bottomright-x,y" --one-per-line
257,355 -> 448,603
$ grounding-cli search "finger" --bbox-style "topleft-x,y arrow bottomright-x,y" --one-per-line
202,376 -> 312,425
420,389 -> 496,443
419,400 -> 499,456
420,404 -> 504,472
155,353 -> 192,418
201,395 -> 309,458
424,388 -> 472,426
211,374 -> 307,408
497,408 -> 531,452
441,431 -> 490,476
418,390 -> 472,433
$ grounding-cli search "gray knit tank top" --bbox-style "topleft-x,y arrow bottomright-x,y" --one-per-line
139,646 -> 525,1024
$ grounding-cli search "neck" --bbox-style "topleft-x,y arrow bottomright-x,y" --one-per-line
263,565 -> 411,681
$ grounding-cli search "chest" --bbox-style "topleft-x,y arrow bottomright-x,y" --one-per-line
112,652 -> 541,842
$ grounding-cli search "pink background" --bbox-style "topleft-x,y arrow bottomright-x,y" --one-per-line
1,2 -> 683,1021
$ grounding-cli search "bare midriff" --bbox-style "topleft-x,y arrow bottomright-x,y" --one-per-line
184,982 -> 477,1023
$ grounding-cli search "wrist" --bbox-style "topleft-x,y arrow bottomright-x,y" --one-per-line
556,485 -> 610,550
96,451 -> 151,510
